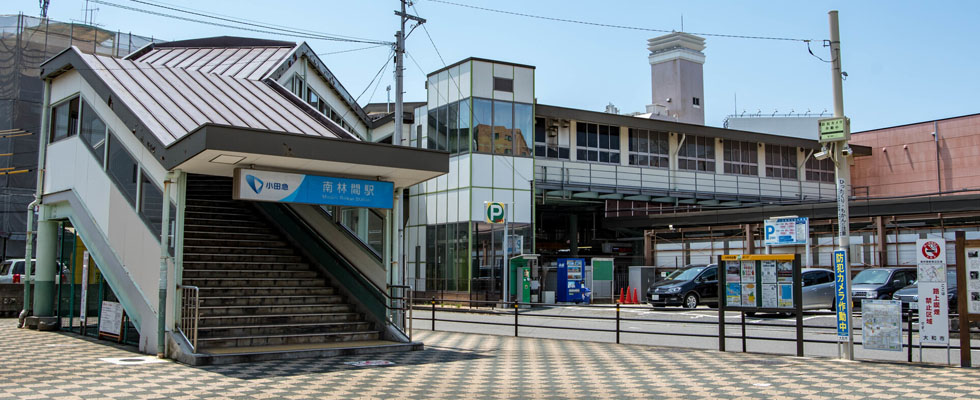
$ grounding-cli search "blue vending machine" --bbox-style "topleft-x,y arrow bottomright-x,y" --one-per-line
557,258 -> 591,303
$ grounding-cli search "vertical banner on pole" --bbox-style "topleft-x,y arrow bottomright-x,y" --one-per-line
79,251 -> 90,332
916,239 -> 949,344
834,250 -> 850,339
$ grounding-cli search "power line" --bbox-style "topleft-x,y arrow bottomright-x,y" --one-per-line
89,0 -> 392,45
426,0 -> 818,42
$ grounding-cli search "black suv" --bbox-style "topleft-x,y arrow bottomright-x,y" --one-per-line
647,264 -> 718,308
850,267 -> 917,307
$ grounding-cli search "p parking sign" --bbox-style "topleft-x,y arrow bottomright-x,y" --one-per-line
485,202 -> 506,224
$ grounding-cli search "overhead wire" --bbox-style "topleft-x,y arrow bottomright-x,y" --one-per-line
425,0 -> 819,42
339,47 -> 395,122
89,0 -> 392,45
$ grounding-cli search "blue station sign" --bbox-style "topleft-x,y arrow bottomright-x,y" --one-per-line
834,249 -> 850,339
233,168 -> 393,209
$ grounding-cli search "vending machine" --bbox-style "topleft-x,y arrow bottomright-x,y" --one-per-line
557,258 -> 591,303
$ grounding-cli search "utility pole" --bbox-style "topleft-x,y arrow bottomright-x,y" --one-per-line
393,0 -> 425,147
828,10 -> 854,361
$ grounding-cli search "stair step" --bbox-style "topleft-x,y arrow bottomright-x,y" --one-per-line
183,269 -> 318,279
200,304 -> 353,316
197,331 -> 381,349
183,261 -> 310,271
183,253 -> 303,263
183,218 -> 265,228
198,287 -> 340,297
183,224 -> 273,235
184,278 -> 326,288
183,246 -> 296,256
198,295 -> 341,307
199,322 -> 374,338
183,238 -> 289,248
185,210 -> 260,221
183,231 -> 282,241
198,313 -> 362,327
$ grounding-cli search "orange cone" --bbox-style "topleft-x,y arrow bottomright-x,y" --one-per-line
618,287 -> 625,304
625,286 -> 632,304
633,288 -> 640,304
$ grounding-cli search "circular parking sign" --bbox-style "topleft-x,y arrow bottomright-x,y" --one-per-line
921,241 -> 941,260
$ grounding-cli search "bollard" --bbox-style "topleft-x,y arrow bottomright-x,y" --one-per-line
514,302 -> 519,337
741,311 -> 747,353
431,297 -> 436,331
907,308 -> 913,363
616,303 -> 621,344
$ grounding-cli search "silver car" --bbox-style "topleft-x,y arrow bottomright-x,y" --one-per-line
747,268 -> 835,315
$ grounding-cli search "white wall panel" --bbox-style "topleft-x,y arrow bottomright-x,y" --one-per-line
492,189 -> 513,208
472,61 -> 493,99
514,190 -> 531,223
447,66 -> 460,104
513,157 -> 533,190
436,173 -> 448,192
437,70 -> 449,108
493,155 -> 514,188
436,192 -> 448,224
457,153 -> 471,188
408,195 -> 419,225
493,63 -> 513,78
471,188 -> 492,221
417,194 -> 428,225
447,190 -> 459,223
514,67 -> 534,104
448,158 -> 459,190
425,193 -> 437,225
424,176 -> 436,193
471,154 -> 493,187
459,61 -> 472,98
427,75 -> 438,109
458,188 -> 471,223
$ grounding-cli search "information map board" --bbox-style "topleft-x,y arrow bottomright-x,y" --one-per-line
717,254 -> 804,356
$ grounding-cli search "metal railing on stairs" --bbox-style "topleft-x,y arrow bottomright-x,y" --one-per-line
177,285 -> 200,353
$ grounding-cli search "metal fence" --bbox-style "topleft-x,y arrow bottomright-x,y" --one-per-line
410,299 -> 979,365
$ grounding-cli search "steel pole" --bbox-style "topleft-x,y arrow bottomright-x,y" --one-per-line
829,10 -> 854,360
393,0 -> 406,147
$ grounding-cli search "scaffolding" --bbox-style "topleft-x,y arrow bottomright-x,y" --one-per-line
0,13 -> 160,258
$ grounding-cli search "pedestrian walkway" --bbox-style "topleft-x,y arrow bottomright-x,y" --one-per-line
2,319 -> 979,399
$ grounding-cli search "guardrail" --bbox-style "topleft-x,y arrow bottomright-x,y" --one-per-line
177,285 -> 199,353
535,160 -> 836,202
411,298 -> 980,364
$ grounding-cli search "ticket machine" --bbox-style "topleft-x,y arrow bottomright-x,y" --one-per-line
557,258 -> 591,303
509,254 -> 538,303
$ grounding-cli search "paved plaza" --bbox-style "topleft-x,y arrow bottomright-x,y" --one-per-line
2,319 -> 979,399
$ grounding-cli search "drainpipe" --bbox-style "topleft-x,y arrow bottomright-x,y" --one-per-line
157,170 -> 177,357
933,121 -> 940,195
20,78 -> 51,327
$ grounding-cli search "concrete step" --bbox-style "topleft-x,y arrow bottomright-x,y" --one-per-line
198,312 -> 363,327
185,210 -> 261,221
183,217 -> 264,228
197,331 -> 381,349
199,321 -> 374,338
198,286 -> 340,297
183,224 -> 274,235
183,261 -> 311,271
198,295 -> 341,308
183,245 -> 296,256
183,341 -> 423,366
199,303 -> 354,316
183,238 -> 289,248
183,278 -> 327,288
183,231 -> 282,241
183,253 -> 304,263
183,269 -> 318,279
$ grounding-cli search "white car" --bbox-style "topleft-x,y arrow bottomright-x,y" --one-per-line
0,259 -> 67,283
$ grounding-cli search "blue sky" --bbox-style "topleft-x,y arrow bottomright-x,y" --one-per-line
10,0 -> 979,131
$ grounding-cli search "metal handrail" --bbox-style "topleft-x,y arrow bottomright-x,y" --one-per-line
176,284 -> 200,353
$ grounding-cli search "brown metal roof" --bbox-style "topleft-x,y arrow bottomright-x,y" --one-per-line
77,50 -> 347,147
132,46 -> 294,80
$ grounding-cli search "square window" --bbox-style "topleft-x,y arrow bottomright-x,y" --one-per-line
493,77 -> 514,92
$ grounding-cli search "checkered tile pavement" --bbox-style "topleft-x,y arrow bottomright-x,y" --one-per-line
2,319 -> 979,399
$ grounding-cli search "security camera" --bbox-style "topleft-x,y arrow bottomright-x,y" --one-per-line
841,146 -> 853,157
814,148 -> 831,161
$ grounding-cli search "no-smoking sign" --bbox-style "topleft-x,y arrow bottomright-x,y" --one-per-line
921,241 -> 942,260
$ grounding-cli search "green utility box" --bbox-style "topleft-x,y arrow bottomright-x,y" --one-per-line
509,257 -> 532,303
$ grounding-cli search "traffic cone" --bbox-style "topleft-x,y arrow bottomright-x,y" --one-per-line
633,288 -> 640,305
618,287 -> 625,304
625,286 -> 631,304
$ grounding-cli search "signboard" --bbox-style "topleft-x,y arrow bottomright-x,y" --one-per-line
485,202 -> 506,224
719,254 -> 795,309
967,247 -> 980,314
834,249 -> 850,339
99,301 -> 124,337
764,217 -> 809,246
591,258 -> 614,281
917,238 -> 949,344
818,117 -> 849,143
861,299 -> 902,351
233,168 -> 394,209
